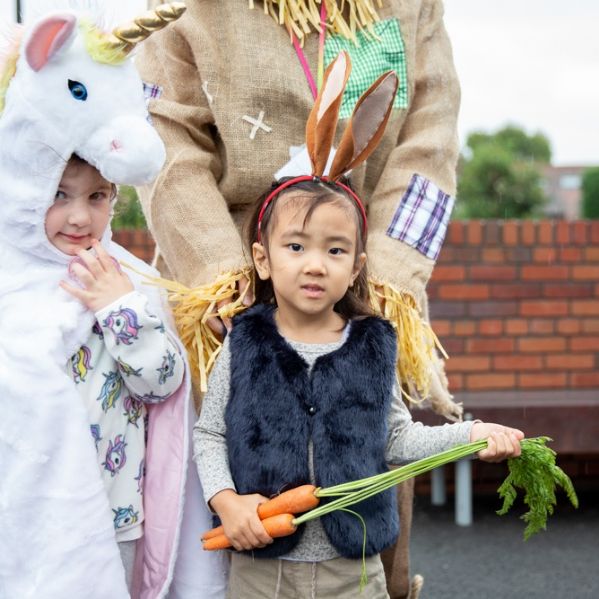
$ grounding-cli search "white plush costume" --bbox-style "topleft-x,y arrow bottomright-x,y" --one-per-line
0,4 -> 227,598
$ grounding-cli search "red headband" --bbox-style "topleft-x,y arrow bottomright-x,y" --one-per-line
256,175 -> 368,242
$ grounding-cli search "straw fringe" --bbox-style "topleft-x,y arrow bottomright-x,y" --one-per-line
255,0 -> 384,44
367,278 -> 448,404
121,263 -> 251,393
124,264 -> 446,401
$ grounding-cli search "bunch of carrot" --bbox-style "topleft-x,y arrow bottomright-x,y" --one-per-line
201,436 -> 577,550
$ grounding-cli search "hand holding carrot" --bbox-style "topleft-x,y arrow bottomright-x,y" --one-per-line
470,422 -> 524,463
209,489 -> 273,551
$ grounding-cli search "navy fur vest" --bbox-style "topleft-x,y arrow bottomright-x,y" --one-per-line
226,304 -> 399,559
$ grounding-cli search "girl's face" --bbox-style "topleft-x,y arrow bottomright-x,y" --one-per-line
253,193 -> 366,324
45,160 -> 113,256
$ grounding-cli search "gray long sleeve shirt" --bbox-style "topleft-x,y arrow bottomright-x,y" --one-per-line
193,326 -> 473,561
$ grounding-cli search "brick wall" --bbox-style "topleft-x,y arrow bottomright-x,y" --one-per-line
428,220 -> 599,396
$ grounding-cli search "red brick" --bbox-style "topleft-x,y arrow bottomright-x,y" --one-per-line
479,320 -> 503,335
505,319 -> 528,335
466,373 -> 516,390
518,337 -> 566,352
555,221 -> 571,244
572,301 -> 599,316
484,221 -> 501,245
447,373 -> 464,391
533,247 -> 557,263
502,221 -> 519,246
590,221 -> 599,244
538,221 -> 554,245
570,337 -> 599,351
581,319 -> 599,333
431,265 -> 466,282
447,221 -> 465,245
491,284 -> 541,300
521,265 -> 569,281
519,372 -> 567,389
572,266 -> 599,281
445,355 -> 491,372
584,247 -> 599,262
571,372 -> 599,388
529,319 -> 555,334
467,221 -> 483,245
431,320 -> 451,336
453,320 -> 477,336
470,301 -> 519,317
466,338 -> 515,353
494,355 -> 543,371
559,247 -> 583,262
442,339 -> 466,354
520,220 -> 536,245
546,354 -> 595,369
557,319 -> 581,334
544,284 -> 594,299
520,301 -> 568,317
481,248 -> 505,263
438,285 -> 490,301
469,266 -> 517,281
572,221 -> 588,245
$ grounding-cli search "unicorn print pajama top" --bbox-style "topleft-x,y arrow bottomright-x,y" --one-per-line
68,290 -> 184,542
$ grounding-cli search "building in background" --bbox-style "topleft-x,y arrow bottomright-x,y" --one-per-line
542,165 -> 590,220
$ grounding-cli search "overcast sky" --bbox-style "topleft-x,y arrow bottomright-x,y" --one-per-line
1,0 -> 597,166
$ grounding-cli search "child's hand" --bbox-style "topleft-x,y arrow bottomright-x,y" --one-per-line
60,240 -> 134,312
470,422 -> 524,463
206,275 -> 254,337
209,489 -> 273,551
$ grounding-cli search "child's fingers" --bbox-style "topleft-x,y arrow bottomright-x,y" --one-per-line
60,280 -> 88,301
91,239 -> 116,272
69,262 -> 96,287
76,248 -> 104,276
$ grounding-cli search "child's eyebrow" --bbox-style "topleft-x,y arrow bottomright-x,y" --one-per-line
280,230 -> 353,245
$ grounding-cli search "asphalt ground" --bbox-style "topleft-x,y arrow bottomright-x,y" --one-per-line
410,490 -> 599,599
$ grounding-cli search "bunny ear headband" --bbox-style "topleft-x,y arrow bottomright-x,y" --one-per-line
257,51 -> 398,242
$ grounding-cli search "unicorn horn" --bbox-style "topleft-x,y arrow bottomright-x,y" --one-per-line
112,2 -> 186,47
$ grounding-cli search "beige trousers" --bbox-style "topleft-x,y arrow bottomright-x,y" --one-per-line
227,553 -> 390,599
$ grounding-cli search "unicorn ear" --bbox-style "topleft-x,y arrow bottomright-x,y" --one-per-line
305,51 -> 351,176
328,71 -> 398,181
25,14 -> 76,72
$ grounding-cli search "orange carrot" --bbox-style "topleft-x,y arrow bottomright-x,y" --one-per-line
201,484 -> 319,541
202,513 -> 297,551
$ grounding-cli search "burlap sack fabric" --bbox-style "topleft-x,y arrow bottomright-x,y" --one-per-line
137,2 -> 460,597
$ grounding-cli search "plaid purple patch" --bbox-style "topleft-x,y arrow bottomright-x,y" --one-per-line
142,82 -> 162,124
386,174 -> 455,261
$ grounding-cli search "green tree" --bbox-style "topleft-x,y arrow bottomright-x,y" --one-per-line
112,186 -> 147,229
581,167 -> 599,219
457,125 -> 551,219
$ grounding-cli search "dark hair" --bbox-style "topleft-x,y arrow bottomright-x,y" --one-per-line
243,177 -> 372,320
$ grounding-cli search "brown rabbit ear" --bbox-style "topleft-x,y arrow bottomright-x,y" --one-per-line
305,51 -> 352,176
328,71 -> 398,181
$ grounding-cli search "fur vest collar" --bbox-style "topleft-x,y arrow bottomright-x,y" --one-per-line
226,304 -> 399,558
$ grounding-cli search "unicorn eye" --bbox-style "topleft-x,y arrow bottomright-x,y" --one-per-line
68,79 -> 88,101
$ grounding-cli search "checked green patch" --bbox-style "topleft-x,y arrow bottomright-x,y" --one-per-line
325,18 -> 408,119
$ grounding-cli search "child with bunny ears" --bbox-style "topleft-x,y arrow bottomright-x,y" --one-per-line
194,53 -> 523,598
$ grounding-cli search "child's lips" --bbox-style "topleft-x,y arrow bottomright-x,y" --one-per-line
301,284 -> 325,298
61,233 -> 88,242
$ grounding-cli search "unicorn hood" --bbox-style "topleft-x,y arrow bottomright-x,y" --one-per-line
0,4 -> 198,599
0,4 -> 166,264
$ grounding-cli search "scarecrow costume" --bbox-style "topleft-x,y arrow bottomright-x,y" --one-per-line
0,3 -> 226,597
138,2 -> 461,597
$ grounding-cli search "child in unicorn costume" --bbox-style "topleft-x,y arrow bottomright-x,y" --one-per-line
0,2 -> 227,597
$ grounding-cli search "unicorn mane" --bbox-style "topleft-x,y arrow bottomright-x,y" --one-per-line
0,25 -> 23,115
